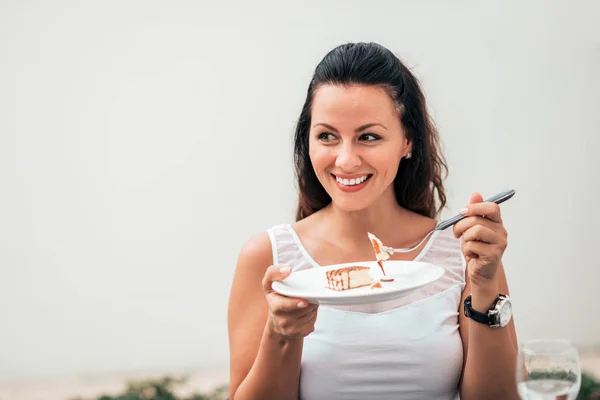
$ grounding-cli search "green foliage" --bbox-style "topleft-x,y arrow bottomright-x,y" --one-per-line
71,371 -> 600,400
528,369 -> 579,382
579,372 -> 600,400
73,376 -> 229,400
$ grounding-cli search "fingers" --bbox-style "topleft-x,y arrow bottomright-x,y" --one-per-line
267,295 -> 319,339
462,240 -> 485,260
462,240 -> 505,263
262,264 -> 319,339
453,215 -> 500,239
458,192 -> 509,281
268,291 -> 317,315
263,264 -> 315,311
453,192 -> 503,239
461,224 -> 503,245
295,305 -> 319,324
460,201 -> 502,223
469,192 -> 484,204
262,265 -> 292,294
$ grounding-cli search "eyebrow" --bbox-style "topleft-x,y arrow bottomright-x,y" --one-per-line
313,122 -> 388,132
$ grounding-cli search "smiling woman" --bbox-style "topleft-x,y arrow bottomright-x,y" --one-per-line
293,49 -> 448,221
228,42 -> 519,400
303,84 -> 420,211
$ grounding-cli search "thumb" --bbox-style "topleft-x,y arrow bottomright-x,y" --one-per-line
469,192 -> 484,204
262,265 -> 292,294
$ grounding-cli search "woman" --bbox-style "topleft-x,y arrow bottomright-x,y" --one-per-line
227,42 -> 518,400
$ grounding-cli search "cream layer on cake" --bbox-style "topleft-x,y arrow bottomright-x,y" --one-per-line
325,266 -> 373,291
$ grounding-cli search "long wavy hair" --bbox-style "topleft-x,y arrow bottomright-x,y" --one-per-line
294,42 -> 448,221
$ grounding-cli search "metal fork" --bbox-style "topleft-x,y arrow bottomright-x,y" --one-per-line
381,189 -> 516,255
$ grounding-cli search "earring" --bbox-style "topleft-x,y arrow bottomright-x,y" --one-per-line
406,152 -> 412,159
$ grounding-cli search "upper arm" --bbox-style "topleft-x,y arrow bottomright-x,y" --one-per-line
458,262 -> 518,367
227,232 -> 274,397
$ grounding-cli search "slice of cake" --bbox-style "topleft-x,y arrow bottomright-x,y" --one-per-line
367,232 -> 390,275
325,266 -> 373,291
367,232 -> 390,263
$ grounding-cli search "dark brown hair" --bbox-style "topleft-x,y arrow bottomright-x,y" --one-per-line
294,42 -> 448,221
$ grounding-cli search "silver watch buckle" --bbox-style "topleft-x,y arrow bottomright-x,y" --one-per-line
487,308 -> 501,328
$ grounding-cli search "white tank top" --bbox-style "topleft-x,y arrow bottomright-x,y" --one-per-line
267,223 -> 466,400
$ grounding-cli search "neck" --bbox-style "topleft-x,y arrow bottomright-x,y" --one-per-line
323,190 -> 407,245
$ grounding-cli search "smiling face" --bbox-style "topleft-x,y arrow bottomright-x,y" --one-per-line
308,84 -> 411,212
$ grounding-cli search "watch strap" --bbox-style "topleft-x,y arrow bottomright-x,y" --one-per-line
463,295 -> 493,325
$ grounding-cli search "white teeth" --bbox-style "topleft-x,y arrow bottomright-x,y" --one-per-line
336,175 -> 369,186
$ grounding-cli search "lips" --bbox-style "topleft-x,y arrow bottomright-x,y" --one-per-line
331,173 -> 373,192
335,174 -> 370,186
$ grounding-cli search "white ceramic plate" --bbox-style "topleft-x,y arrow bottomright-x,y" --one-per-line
271,260 -> 444,305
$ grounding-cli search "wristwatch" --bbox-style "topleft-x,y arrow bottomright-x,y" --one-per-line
464,294 -> 512,328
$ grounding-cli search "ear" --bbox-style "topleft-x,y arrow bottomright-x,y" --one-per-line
403,138 -> 414,159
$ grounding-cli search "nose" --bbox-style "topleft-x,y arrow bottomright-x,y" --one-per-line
335,143 -> 361,171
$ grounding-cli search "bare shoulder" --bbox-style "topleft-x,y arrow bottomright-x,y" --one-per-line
228,231 -> 274,316
228,231 -> 273,350
411,211 -> 437,229
228,231 -> 273,315
229,230 -> 273,305
401,210 -> 438,241
234,231 -> 274,279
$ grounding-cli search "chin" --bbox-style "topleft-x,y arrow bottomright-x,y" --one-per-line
329,195 -> 373,212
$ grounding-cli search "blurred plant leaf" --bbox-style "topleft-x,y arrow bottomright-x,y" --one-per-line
74,375 -> 229,400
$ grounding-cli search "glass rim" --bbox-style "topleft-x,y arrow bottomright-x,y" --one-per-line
522,338 -> 575,347
521,338 -> 580,357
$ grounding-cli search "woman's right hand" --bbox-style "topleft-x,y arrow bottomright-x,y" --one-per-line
262,265 -> 319,339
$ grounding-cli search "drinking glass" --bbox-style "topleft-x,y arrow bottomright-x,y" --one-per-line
516,338 -> 581,399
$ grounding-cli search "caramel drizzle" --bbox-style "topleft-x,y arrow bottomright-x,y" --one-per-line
369,235 -> 387,275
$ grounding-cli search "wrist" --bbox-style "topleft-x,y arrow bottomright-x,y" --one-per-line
470,279 -> 500,313
265,317 -> 302,346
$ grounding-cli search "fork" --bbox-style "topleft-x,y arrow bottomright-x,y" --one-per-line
381,189 -> 516,255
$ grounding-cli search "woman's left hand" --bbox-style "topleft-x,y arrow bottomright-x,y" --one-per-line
453,192 -> 508,288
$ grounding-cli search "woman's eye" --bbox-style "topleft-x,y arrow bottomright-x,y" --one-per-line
318,132 -> 337,141
359,133 -> 381,142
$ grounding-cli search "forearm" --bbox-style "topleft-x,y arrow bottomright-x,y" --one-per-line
233,323 -> 303,400
461,283 -> 519,400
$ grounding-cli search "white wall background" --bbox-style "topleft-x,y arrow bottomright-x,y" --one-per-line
1,0 -> 599,381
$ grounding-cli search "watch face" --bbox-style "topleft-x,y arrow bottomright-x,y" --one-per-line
499,299 -> 513,327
